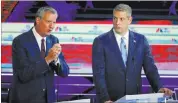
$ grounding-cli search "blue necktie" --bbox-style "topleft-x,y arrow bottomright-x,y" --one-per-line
120,37 -> 127,67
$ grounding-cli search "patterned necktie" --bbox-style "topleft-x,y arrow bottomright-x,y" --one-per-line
41,38 -> 45,58
120,37 -> 127,67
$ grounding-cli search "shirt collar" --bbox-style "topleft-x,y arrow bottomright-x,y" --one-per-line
32,27 -> 46,42
113,29 -> 129,40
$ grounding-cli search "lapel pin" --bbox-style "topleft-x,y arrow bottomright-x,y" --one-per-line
47,40 -> 51,43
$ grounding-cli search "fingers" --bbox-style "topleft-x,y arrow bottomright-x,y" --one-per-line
165,88 -> 173,96
47,43 -> 62,61
49,48 -> 60,58
159,88 -> 173,96
52,43 -> 62,53
104,100 -> 113,103
158,89 -> 164,93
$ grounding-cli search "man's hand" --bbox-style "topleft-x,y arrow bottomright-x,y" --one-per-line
104,100 -> 113,103
52,43 -> 62,60
45,43 -> 62,64
158,88 -> 173,96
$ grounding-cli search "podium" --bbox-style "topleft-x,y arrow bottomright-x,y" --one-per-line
114,93 -> 166,103
56,99 -> 90,103
56,93 -> 178,103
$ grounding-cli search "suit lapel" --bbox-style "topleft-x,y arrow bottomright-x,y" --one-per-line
46,36 -> 53,56
27,29 -> 41,59
27,29 -> 53,59
109,29 -> 126,71
127,31 -> 137,71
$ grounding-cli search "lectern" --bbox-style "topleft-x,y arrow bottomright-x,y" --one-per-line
114,93 -> 166,103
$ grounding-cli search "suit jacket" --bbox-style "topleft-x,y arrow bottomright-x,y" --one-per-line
92,29 -> 163,103
9,29 -> 69,103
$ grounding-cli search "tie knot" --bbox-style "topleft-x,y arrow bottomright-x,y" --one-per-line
41,38 -> 45,42
121,37 -> 125,42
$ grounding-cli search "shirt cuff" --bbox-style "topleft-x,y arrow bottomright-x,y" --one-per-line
54,58 -> 60,65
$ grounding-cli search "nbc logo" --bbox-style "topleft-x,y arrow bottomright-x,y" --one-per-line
156,28 -> 170,33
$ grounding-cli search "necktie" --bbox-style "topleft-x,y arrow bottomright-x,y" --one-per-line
41,38 -> 45,58
120,37 -> 127,67
41,38 -> 47,90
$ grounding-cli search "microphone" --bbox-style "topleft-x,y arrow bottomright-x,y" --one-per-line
132,57 -> 134,61
133,39 -> 136,46
132,57 -> 135,63
132,57 -> 135,66
124,45 -> 126,49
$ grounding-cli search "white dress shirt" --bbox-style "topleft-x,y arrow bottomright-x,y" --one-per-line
32,27 -> 60,65
113,29 -> 129,55
32,27 -> 46,51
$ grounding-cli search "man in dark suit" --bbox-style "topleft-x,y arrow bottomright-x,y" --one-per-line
92,4 -> 172,103
9,6 -> 69,103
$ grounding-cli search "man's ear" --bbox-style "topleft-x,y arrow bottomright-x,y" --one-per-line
128,16 -> 132,24
35,17 -> 41,25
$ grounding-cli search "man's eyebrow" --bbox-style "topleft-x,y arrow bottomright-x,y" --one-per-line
113,16 -> 117,18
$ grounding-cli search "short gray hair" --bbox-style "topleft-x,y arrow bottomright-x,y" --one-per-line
113,4 -> 132,17
35,6 -> 58,19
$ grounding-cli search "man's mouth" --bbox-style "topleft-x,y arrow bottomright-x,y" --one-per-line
48,30 -> 52,32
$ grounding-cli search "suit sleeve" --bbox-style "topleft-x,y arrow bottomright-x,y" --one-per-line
12,37 -> 50,83
50,52 -> 69,77
142,36 -> 163,92
50,37 -> 69,77
92,37 -> 110,102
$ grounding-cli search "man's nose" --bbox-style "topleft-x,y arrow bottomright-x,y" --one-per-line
49,23 -> 54,29
116,19 -> 121,25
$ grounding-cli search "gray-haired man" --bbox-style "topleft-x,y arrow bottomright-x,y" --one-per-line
9,6 -> 69,103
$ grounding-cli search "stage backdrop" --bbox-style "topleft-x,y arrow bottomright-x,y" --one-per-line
1,22 -> 178,75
